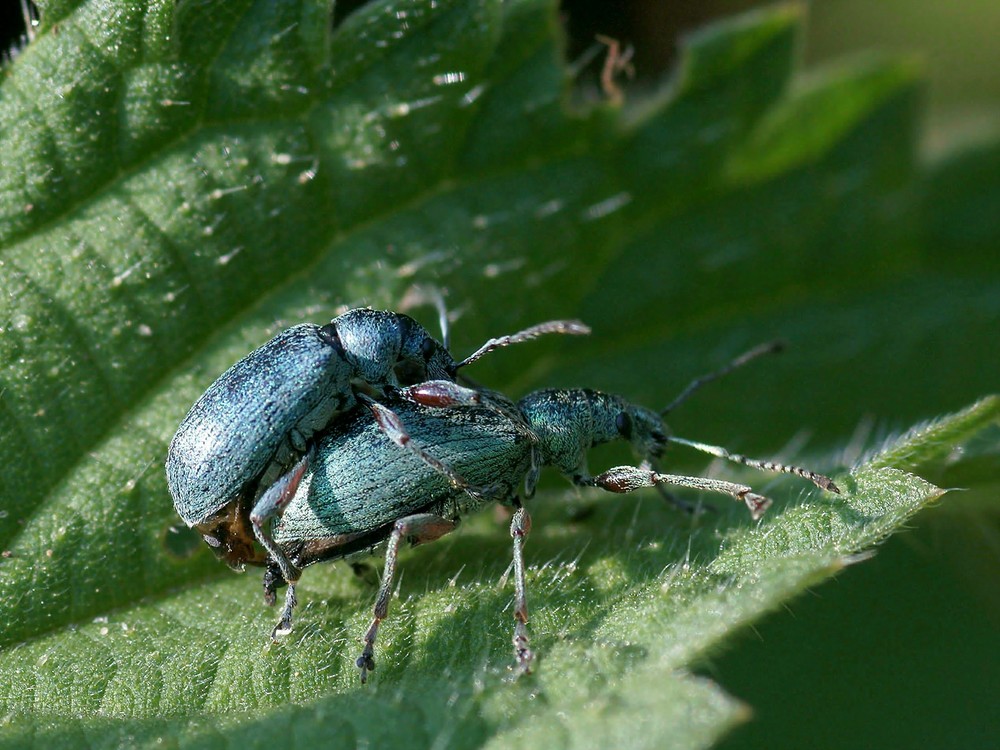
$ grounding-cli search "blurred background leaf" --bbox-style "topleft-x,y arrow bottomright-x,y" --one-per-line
0,0 -> 997,748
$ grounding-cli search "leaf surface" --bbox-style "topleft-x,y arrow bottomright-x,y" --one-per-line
1,0 -> 998,747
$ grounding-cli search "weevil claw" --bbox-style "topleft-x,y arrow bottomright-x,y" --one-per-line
357,651 -> 376,684
744,492 -> 772,520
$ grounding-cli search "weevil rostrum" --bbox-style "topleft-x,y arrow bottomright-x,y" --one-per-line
240,343 -> 839,682
165,308 -> 589,571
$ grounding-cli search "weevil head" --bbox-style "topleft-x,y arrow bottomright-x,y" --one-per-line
613,401 -> 669,461
193,495 -> 267,571
394,313 -> 456,384
330,309 -> 455,387
519,389 -> 670,478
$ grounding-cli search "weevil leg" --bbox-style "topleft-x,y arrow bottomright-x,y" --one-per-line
509,501 -> 533,676
273,585 -> 298,639
587,465 -> 774,520
357,513 -> 458,683
250,451 -> 310,637
667,436 -> 840,493
361,395 -> 496,499
395,380 -> 483,408
263,562 -> 299,640
262,560 -> 285,607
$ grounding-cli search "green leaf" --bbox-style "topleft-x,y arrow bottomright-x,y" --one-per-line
1,0 -> 998,747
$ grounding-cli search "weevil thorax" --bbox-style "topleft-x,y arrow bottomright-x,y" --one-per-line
519,389 -> 669,478
331,309 -> 454,389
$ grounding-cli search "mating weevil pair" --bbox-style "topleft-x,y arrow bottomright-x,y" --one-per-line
166,311 -> 839,682
166,307 -> 587,569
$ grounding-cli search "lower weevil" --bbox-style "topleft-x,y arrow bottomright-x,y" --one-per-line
166,306 -> 588,571
247,342 -> 839,681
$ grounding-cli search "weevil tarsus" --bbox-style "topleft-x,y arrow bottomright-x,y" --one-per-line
272,585 -> 298,640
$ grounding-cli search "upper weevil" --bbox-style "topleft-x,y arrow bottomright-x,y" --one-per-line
165,307 -> 588,567
243,341 -> 839,682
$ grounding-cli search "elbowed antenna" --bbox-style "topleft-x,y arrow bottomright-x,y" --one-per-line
661,339 -> 785,416
452,320 -> 591,372
667,436 -> 841,494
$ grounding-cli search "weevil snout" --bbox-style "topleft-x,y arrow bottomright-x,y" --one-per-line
620,404 -> 670,461
393,313 -> 455,385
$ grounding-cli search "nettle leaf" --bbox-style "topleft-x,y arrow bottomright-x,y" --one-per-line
0,0 -> 997,747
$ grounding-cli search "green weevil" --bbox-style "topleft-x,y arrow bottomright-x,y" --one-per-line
165,308 -> 588,574
246,343 -> 839,681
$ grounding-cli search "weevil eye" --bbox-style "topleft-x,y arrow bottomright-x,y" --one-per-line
615,411 -> 633,439
420,337 -> 437,360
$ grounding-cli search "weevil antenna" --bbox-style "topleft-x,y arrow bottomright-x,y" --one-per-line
429,288 -> 451,351
661,340 -> 785,416
666,435 -> 840,493
453,320 -> 591,371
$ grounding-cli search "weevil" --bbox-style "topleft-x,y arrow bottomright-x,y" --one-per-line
165,308 -> 588,570
249,342 -> 839,681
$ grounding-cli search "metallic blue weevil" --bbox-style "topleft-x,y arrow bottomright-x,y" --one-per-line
165,308 -> 588,570
242,342 -> 839,681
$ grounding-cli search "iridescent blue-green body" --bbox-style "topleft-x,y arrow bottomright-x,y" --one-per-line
165,309 -> 460,563
166,324 -> 348,529
272,394 -> 536,570
165,309 -> 586,571
251,381 -> 838,682
173,327 -> 843,683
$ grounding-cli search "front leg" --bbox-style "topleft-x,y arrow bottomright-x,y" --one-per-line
361,395 -> 498,500
262,559 -> 285,607
250,451 -> 310,638
509,502 -> 533,676
357,513 -> 458,684
589,465 -> 773,520
395,379 -> 483,407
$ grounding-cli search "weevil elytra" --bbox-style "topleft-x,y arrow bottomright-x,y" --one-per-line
165,308 -> 588,571
247,343 -> 839,682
